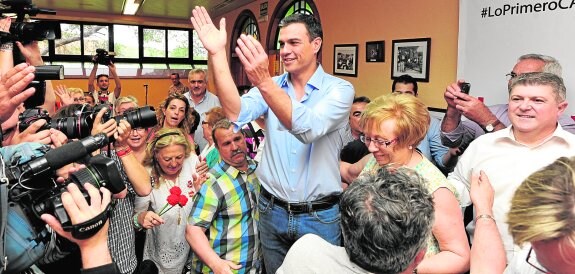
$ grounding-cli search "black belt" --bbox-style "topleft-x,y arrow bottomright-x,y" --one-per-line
260,187 -> 340,214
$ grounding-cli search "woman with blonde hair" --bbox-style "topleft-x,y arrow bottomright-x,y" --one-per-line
341,93 -> 470,273
134,128 -> 201,274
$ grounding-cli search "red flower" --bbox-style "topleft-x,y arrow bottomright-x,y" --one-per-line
158,186 -> 189,216
179,195 -> 188,206
169,186 -> 182,196
167,194 -> 180,206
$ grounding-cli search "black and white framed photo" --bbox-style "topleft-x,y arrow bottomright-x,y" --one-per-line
366,41 -> 384,62
333,44 -> 358,77
391,38 -> 431,82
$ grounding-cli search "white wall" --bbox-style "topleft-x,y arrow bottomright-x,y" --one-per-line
458,0 -> 575,114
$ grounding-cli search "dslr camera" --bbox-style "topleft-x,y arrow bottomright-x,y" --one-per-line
93,48 -> 116,66
19,105 -> 157,139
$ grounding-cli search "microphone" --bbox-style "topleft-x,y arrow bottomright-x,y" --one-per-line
23,133 -> 109,176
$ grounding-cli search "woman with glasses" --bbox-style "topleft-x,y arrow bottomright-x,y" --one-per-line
340,93 -> 470,273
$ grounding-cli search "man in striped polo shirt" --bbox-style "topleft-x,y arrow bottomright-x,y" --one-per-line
186,119 -> 260,274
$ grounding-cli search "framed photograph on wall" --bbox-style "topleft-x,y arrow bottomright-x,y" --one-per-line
333,44 -> 358,77
391,38 -> 431,82
366,41 -> 384,62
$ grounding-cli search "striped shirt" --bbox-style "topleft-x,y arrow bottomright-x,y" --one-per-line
102,150 -> 138,274
189,159 -> 260,274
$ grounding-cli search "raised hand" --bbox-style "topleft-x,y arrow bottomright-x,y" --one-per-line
16,41 -> 43,66
235,34 -> 272,87
470,170 -> 494,216
55,84 -> 74,106
190,6 -> 227,55
0,63 -> 35,123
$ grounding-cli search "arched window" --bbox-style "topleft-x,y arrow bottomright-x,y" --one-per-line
230,10 -> 260,86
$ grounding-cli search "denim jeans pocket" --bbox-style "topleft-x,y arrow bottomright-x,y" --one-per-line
257,195 -> 272,215
311,205 -> 340,224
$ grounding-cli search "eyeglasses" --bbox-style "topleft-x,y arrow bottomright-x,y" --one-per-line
189,80 -> 205,84
73,97 -> 86,102
526,247 -> 548,273
359,135 -> 397,148
506,71 -> 518,80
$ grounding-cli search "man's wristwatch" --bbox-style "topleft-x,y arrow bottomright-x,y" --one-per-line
484,120 -> 502,133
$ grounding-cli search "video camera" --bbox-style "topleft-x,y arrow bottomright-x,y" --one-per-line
3,134 -> 125,273
0,0 -> 63,109
93,48 -> 116,66
19,105 -> 158,139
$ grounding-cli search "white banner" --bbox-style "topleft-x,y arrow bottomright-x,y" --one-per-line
458,0 -> 575,114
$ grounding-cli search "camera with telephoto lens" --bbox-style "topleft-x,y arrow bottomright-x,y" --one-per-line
93,48 -> 116,66
3,134 -> 124,273
18,105 -> 157,139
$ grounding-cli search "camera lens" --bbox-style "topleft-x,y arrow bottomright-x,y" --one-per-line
115,106 -> 157,129
52,115 -> 93,139
68,155 -> 125,194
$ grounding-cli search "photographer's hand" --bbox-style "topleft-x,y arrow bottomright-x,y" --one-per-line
41,183 -> 113,269
0,63 -> 35,123
7,119 -> 51,145
15,41 -> 43,66
114,119 -> 130,148
90,107 -> 117,137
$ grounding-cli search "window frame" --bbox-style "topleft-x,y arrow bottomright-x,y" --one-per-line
43,20 -> 206,77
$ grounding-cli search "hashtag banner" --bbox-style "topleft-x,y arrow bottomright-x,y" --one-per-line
457,0 -> 575,114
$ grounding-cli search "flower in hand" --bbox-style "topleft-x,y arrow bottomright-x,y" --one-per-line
158,186 -> 189,216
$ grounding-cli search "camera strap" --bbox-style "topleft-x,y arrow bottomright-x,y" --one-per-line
0,155 -> 8,272
62,202 -> 112,240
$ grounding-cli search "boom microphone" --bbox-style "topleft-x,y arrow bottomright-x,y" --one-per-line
23,133 -> 109,176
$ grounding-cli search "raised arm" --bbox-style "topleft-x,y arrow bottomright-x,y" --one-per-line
16,41 -> 56,114
88,63 -> 98,93
0,17 -> 13,74
114,120 -> 151,196
469,171 -> 506,273
190,7 -> 241,121
108,62 -> 121,98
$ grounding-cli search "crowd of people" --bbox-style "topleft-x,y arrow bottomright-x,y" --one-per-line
0,5 -> 574,274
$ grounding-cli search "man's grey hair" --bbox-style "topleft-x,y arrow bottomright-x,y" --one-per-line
509,72 -> 567,102
340,167 -> 434,273
518,54 -> 562,77
188,68 -> 208,82
279,13 -> 323,41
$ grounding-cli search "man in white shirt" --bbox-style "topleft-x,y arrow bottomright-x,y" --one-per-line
448,72 -> 575,263
183,68 -> 220,151
440,54 -> 575,149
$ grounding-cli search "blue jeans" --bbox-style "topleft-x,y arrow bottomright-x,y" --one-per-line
257,193 -> 341,274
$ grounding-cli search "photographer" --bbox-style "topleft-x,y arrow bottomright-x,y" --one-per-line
0,17 -> 56,115
46,104 -> 152,274
88,57 -> 122,107
41,179 -> 120,274
0,17 -> 64,147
